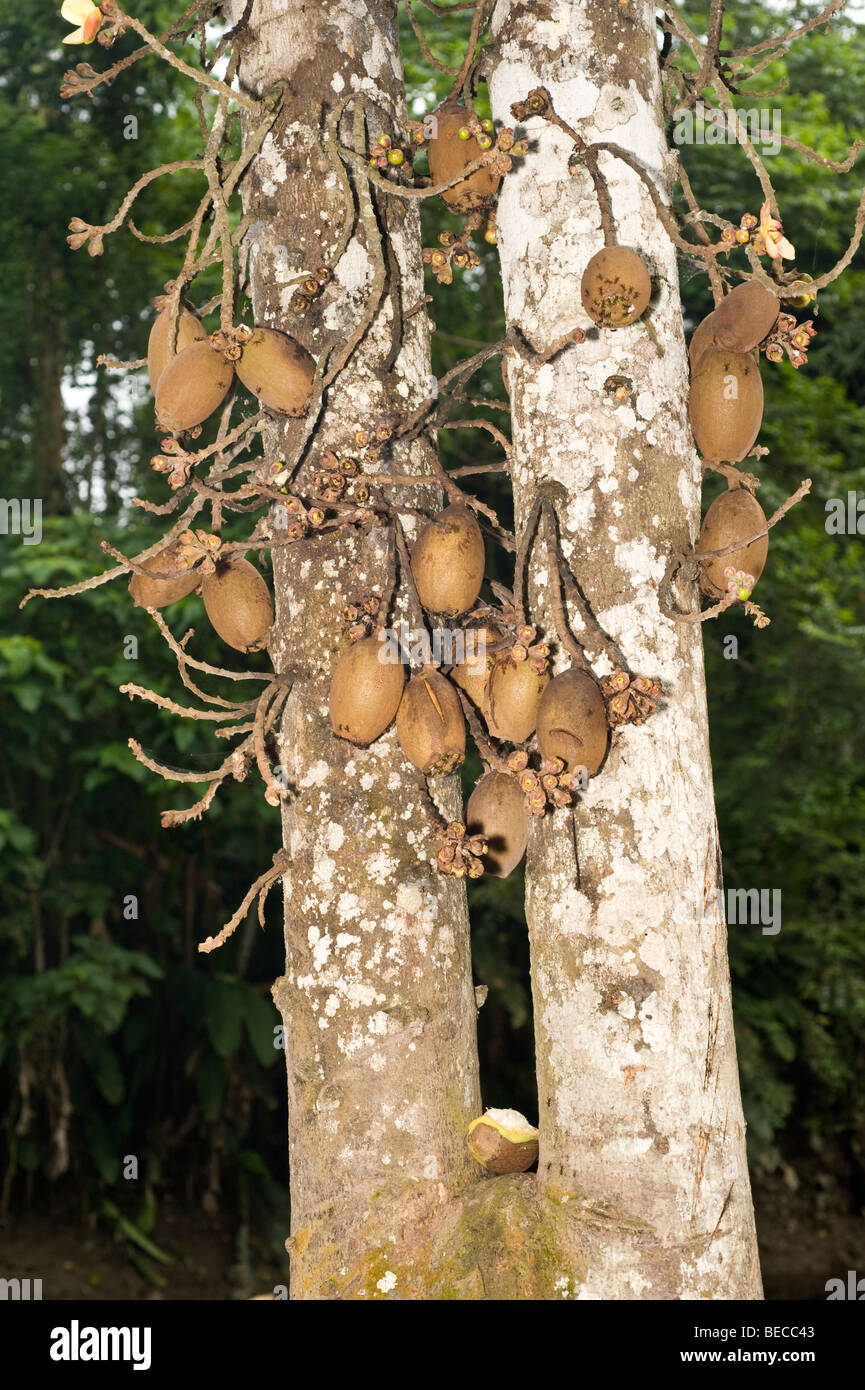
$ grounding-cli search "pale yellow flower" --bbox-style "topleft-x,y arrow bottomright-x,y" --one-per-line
61,0 -> 103,44
758,200 -> 796,261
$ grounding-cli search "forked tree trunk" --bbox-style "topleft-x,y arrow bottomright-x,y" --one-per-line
232,0 -> 761,1300
488,0 -> 762,1298
232,0 -> 484,1298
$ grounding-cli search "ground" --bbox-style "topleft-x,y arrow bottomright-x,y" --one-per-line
0,1172 -> 860,1299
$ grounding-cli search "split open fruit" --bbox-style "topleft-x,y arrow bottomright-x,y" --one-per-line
466,1109 -> 539,1174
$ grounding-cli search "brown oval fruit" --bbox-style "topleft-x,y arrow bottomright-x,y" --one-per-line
411,504 -> 485,618
147,306 -> 207,394
485,657 -> 550,744
466,1109 -> 539,1174
536,669 -> 608,776
696,487 -> 768,595
201,558 -> 273,652
155,339 -> 235,433
329,633 -> 405,746
450,622 -> 505,710
712,280 -> 779,353
235,328 -> 315,416
688,310 -> 717,373
688,347 -> 764,462
129,547 -> 200,609
581,246 -> 652,328
466,771 -> 529,878
396,667 -> 465,775
426,101 -> 501,214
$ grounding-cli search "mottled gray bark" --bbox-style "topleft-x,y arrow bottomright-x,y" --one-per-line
229,0 -> 761,1301
488,0 -> 762,1298
231,0 -> 483,1298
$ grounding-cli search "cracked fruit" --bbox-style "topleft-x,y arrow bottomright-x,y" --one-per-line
467,1109 -> 539,1174
450,622 -> 504,711
536,668 -> 608,776
396,667 -> 465,775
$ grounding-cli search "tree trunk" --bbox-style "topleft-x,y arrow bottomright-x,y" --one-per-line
488,0 -> 762,1298
232,0 -> 485,1298
231,0 -> 762,1300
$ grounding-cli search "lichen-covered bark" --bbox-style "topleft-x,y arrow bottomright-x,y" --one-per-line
231,0 -> 482,1297
489,0 -> 763,1298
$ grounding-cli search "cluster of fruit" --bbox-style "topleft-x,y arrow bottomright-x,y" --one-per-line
327,503 -> 615,880
687,276 -> 816,602
128,300 -> 321,653
130,87 -> 813,882
148,306 -> 316,435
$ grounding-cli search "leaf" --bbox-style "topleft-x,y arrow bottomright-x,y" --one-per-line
11,681 -> 42,712
77,1027 -> 125,1105
204,978 -> 243,1059
242,985 -> 279,1068
100,1200 -> 174,1265
195,1052 -> 225,1123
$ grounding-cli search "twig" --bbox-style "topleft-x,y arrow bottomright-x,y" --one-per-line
198,851 -> 289,954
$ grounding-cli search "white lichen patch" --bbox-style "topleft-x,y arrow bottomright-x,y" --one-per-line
337,891 -> 361,923
325,822 -> 346,852
300,760 -> 330,788
307,925 -> 332,971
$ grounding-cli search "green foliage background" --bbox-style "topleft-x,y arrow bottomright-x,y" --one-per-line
1,1 -> 863,1280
